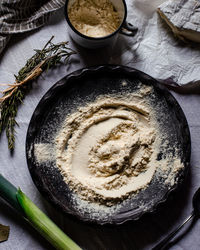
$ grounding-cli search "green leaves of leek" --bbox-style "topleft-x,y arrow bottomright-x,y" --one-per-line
16,189 -> 81,250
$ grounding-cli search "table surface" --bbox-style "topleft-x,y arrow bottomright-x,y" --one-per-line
0,8 -> 200,250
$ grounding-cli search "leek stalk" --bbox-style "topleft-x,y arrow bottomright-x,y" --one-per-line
0,174 -> 81,250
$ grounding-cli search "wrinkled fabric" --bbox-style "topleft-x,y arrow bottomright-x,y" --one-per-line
0,0 -> 200,86
0,0 -> 65,54
110,0 -> 200,86
0,3 -> 200,250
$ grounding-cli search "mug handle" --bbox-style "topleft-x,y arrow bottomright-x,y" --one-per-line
120,21 -> 138,36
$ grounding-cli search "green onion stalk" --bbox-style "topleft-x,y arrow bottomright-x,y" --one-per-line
0,174 -> 82,250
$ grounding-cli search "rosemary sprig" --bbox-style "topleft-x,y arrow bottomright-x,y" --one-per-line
0,36 -> 76,151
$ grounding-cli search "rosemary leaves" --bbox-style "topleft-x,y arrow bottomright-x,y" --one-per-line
0,36 -> 76,151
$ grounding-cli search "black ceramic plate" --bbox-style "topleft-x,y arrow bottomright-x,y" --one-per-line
26,65 -> 190,225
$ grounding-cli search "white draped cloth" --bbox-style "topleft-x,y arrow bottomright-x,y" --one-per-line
0,1 -> 200,249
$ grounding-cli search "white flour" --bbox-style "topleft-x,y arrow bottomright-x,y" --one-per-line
68,0 -> 120,37
34,85 -> 184,207
34,143 -> 54,163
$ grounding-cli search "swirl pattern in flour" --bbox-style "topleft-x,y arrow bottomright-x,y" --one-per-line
55,95 -> 158,205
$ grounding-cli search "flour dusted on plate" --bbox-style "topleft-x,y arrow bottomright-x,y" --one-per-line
34,143 -> 54,163
34,84 -> 184,206
55,94 -> 157,205
68,0 -> 120,37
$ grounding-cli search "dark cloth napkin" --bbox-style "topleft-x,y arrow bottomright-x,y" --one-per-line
0,0 -> 65,55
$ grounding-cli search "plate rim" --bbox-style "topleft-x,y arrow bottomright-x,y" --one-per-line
26,64 -> 191,225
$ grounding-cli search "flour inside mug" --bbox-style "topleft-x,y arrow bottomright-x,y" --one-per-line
68,0 -> 121,37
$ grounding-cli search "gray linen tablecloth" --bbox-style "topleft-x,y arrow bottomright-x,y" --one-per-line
0,6 -> 200,250
0,0 -> 65,54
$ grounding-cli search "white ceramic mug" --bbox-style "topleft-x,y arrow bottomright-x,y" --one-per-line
64,0 -> 137,49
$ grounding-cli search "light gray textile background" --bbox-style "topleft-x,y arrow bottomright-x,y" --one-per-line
0,5 -> 200,250
0,0 -> 65,54
119,0 -> 200,86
